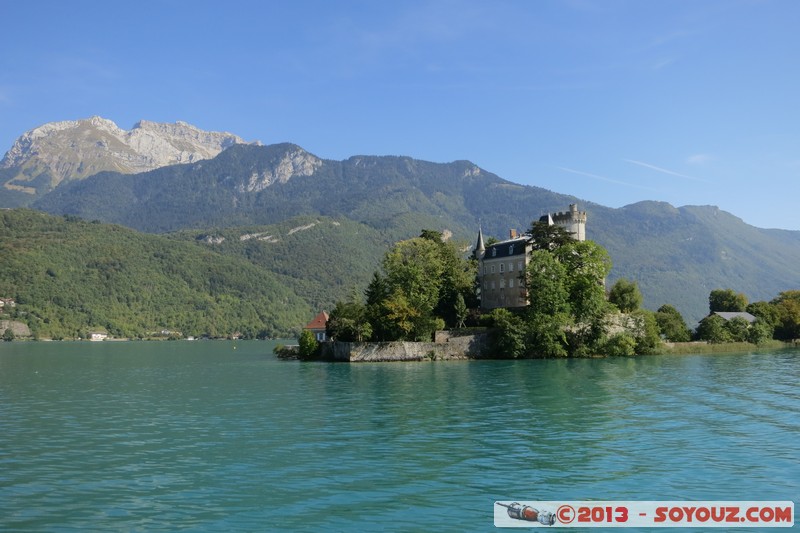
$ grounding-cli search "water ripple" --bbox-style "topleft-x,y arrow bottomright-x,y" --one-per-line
1,343 -> 798,531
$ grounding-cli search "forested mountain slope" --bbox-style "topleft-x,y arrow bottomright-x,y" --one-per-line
0,209 -> 309,339
589,202 -> 800,323
30,143 -> 800,324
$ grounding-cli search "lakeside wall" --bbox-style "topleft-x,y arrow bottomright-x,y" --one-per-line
307,331 -> 787,362
321,331 -> 490,362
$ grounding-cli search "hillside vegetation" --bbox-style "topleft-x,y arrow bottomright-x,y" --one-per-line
590,202 -> 800,323
174,216 -> 394,314
27,143 -> 800,324
0,209 -> 310,339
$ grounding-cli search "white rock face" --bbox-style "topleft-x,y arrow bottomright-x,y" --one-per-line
237,148 -> 322,193
1,116 -> 255,192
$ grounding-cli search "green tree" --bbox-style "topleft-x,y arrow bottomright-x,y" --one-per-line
746,301 -> 780,330
602,332 -> 637,357
454,293 -> 467,329
488,308 -> 527,358
366,233 -> 476,341
608,278 -> 643,313
421,230 -> 477,327
372,238 -> 443,341
327,298 -> 373,342
526,250 -> 570,316
384,238 -> 443,313
695,314 -> 733,343
709,289 -> 748,313
364,272 -> 397,341
3,328 -> 14,342
771,291 -> 800,340
655,304 -> 691,342
724,316 -> 751,342
527,220 -> 575,251
553,240 -> 612,322
748,319 -> 774,345
553,240 -> 611,354
298,329 -> 320,359
525,311 -> 570,357
382,289 -> 423,339
569,276 -> 610,325
631,309 -> 662,354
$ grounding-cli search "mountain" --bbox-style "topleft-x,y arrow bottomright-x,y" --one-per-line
590,201 -> 800,324
33,142 -> 569,234
174,215 -> 401,315
0,117 -> 253,206
0,209 -> 310,339
29,142 -> 800,325
3,118 -> 798,326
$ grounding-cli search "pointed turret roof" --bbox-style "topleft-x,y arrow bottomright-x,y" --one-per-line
475,227 -> 485,258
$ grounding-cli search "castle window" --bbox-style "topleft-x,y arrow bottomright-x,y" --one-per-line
491,281 -> 495,290
499,263 -> 504,273
509,278 -> 514,288
509,244 -> 514,255
509,262 -> 514,272
500,279 -> 506,289
518,260 -> 523,271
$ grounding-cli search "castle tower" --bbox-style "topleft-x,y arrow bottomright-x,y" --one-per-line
548,203 -> 586,241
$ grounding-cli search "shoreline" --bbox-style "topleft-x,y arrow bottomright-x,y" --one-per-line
5,337 -> 794,360
658,339 -> 788,355
296,337 -> 795,362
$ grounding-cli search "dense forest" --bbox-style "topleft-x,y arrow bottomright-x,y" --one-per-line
0,210 -> 310,339
173,215 -> 416,315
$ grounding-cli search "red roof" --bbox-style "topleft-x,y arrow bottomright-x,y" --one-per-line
304,311 -> 329,331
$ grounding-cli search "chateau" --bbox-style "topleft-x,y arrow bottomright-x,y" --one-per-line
475,204 -> 587,311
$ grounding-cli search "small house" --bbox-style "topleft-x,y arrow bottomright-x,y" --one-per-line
304,311 -> 329,342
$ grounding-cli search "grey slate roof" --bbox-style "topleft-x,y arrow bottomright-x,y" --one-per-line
713,311 -> 757,323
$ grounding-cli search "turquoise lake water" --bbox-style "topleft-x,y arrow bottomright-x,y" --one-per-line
1,341 -> 797,531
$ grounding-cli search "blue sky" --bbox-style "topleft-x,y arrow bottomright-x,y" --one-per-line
2,0 -> 799,230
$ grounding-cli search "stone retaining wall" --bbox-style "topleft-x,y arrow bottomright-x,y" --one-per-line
321,332 -> 490,362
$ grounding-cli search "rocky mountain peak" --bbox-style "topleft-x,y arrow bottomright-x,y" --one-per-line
0,117 -> 256,198
238,147 -> 323,193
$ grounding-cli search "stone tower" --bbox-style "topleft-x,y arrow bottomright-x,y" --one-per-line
546,203 -> 586,241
